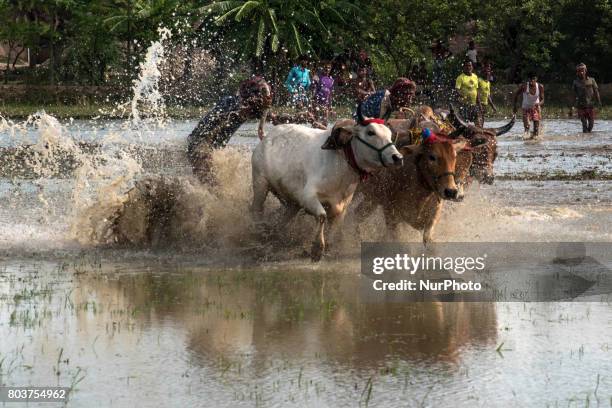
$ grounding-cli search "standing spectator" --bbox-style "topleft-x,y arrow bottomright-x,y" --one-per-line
285,55 -> 311,108
358,78 -> 416,119
477,62 -> 498,126
353,66 -> 376,103
465,40 -> 478,67
312,61 -> 335,126
513,72 -> 545,138
352,49 -> 373,75
570,63 -> 601,133
482,59 -> 496,82
455,60 -> 481,124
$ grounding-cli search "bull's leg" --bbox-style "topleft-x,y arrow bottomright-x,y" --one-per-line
423,206 -> 443,245
325,207 -> 348,252
311,214 -> 326,262
302,192 -> 328,262
381,207 -> 401,241
251,173 -> 270,216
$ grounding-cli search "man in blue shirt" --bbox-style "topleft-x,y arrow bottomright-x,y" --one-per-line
187,77 -> 272,184
285,56 -> 312,108
359,78 -> 416,119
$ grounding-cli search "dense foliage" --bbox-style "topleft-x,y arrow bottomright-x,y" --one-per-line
1,0 -> 611,87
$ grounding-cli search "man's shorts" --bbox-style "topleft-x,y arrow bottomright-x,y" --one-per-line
577,107 -> 595,121
522,106 -> 541,121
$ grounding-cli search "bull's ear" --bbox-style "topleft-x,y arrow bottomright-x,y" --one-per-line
398,144 -> 421,156
322,126 -> 353,150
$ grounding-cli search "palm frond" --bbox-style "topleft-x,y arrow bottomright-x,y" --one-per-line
255,17 -> 265,56
235,1 -> 260,21
200,1 -> 244,14
267,8 -> 278,32
214,5 -> 242,24
271,33 -> 279,52
291,22 -> 303,54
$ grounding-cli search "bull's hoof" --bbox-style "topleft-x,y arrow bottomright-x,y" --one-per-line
310,241 -> 324,262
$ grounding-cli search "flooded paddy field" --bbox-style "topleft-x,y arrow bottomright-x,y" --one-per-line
1,116 -> 612,407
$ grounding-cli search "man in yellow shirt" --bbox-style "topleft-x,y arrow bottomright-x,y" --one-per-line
477,62 -> 498,126
455,60 -> 481,123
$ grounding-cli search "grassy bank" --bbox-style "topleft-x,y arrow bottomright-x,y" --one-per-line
1,102 -> 611,121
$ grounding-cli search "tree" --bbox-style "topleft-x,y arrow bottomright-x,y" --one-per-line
358,0 -> 475,82
552,0 -> 612,82
202,1 -> 360,62
476,0 -> 563,83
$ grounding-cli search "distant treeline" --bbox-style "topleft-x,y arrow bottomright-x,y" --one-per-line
1,0 -> 611,90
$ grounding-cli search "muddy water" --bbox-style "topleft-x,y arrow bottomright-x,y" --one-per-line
1,117 -> 612,407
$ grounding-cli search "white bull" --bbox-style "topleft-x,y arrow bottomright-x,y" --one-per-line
251,112 -> 403,261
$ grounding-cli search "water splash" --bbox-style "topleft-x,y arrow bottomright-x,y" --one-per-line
130,27 -> 172,125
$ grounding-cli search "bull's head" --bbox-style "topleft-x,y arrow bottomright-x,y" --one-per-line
398,138 -> 468,200
322,104 -> 403,171
448,104 -> 515,184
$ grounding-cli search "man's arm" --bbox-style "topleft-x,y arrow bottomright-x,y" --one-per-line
593,79 -> 602,106
513,84 -> 524,113
538,84 -> 545,106
488,95 -> 498,112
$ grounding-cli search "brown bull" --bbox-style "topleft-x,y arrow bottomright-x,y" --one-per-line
447,105 -> 515,184
386,105 -> 515,185
354,138 -> 469,243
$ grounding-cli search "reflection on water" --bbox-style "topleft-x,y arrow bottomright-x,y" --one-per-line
1,257 -> 612,407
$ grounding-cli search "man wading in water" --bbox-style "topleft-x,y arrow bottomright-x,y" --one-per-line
513,73 -> 545,138
570,63 -> 601,133
187,77 -> 272,184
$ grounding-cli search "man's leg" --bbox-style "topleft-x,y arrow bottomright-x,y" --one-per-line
533,106 -> 542,136
522,110 -> 530,133
579,113 -> 588,133
587,109 -> 595,132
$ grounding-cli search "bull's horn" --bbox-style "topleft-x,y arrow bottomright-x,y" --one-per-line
356,102 -> 366,125
449,103 -> 469,129
493,115 -> 516,136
